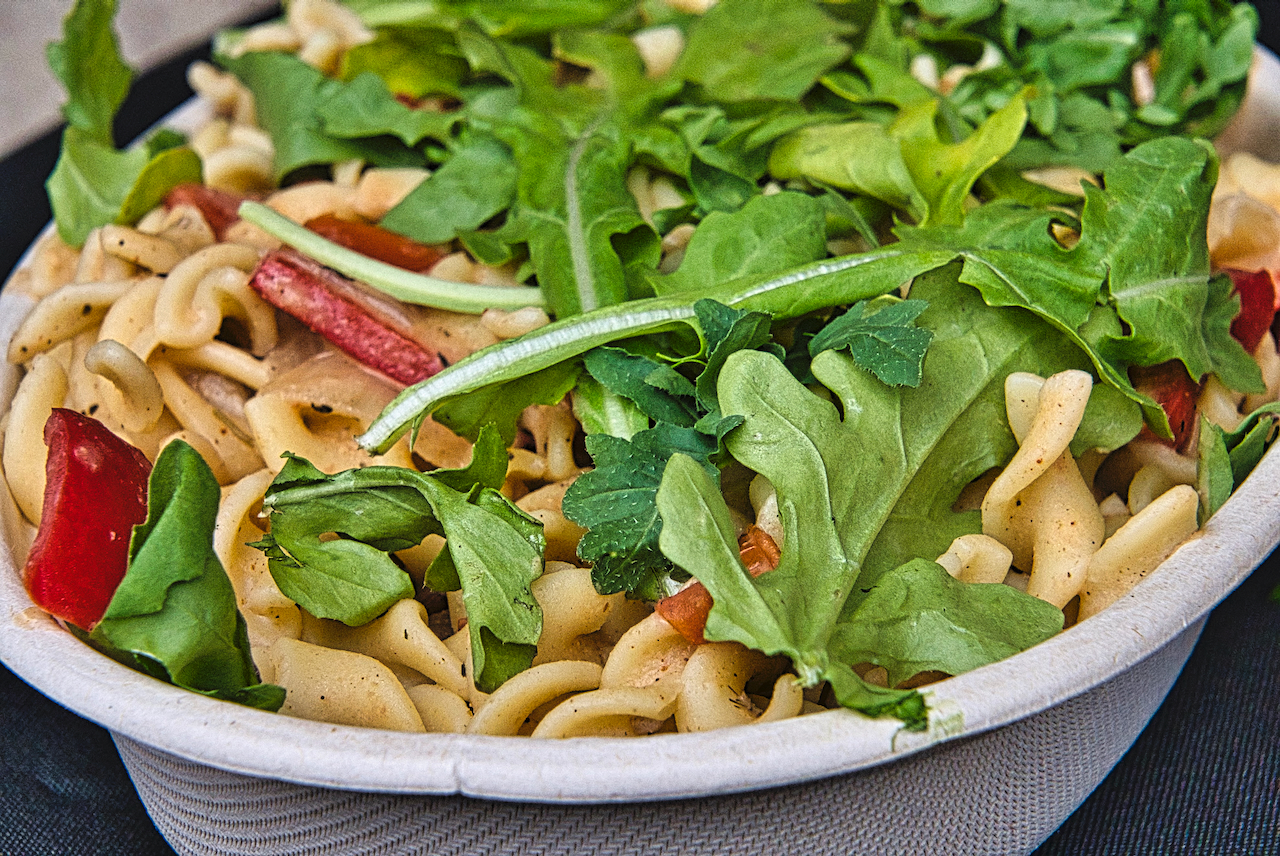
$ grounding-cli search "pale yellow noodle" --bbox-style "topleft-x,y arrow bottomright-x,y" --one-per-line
303,599 -> 470,699
98,225 -> 185,275
406,683 -> 473,733
531,685 -> 678,738
935,533 -> 1013,585
7,280 -> 135,363
531,565 -> 622,666
267,637 -> 426,732
2,353 -> 68,525
675,642 -> 772,733
600,612 -> 696,691
1078,484 -> 1200,620
83,339 -> 164,434
467,661 -> 603,736
152,360 -> 264,482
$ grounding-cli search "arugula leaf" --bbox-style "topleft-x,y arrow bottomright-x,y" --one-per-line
341,25 -> 469,99
317,72 -> 460,147
90,441 -> 284,712
45,0 -> 203,246
255,453 -> 544,693
563,426 -> 718,600
808,298 -> 933,387
380,133 -> 517,244
768,94 -> 1027,226
46,0 -> 131,144
217,51 -> 425,180
649,192 -> 829,297
582,346 -> 698,428
829,558 -> 1063,688
1196,403 -> 1280,519
675,0 -> 854,102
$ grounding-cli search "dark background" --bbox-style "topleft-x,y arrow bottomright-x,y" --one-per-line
1,4 -> 1278,854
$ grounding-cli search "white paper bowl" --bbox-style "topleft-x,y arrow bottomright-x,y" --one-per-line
3,51 -> 1280,856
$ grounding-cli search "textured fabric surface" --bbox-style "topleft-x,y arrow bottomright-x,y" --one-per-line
115,625 -> 1194,856
1035,547 -> 1280,856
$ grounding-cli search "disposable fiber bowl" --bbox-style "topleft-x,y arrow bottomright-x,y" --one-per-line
4,53 -> 1280,856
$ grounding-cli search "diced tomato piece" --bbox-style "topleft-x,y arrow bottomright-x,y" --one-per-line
1225,268 -> 1278,354
249,249 -> 445,385
303,214 -> 445,273
1130,360 -> 1200,452
23,410 -> 152,631
655,525 -> 780,645
656,582 -> 715,645
164,183 -> 246,241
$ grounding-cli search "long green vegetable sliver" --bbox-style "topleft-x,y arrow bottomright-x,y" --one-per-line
238,201 -> 546,313
358,247 -> 955,451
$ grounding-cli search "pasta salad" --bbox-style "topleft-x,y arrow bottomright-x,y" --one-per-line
2,0 -> 1279,738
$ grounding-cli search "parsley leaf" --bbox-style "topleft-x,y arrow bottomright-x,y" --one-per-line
808,298 -> 933,387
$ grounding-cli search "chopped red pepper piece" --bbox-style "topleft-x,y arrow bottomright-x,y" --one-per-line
1225,268 -> 1278,354
164,183 -> 247,241
1130,360 -> 1201,452
23,409 -> 152,631
249,248 -> 445,385
303,214 -> 445,273
656,525 -> 780,645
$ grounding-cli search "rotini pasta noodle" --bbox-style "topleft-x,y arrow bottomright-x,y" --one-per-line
6,280 -> 135,363
152,243 -> 274,354
531,685 -> 678,738
2,353 -> 68,525
1078,484 -> 1200,621
213,468 -> 301,667
266,636 -> 426,732
531,565 -> 622,666
405,683 -> 473,733
302,599 -> 470,699
982,370 -> 1103,607
83,340 -> 164,434
600,612 -> 696,691
98,225 -> 186,274
266,182 -> 357,225
675,642 -> 780,732
152,361 -> 264,482
936,534 -> 1013,585
353,168 -> 429,221
243,351 -> 414,474
73,229 -> 137,286
466,660 -> 603,736
1247,332 -> 1280,413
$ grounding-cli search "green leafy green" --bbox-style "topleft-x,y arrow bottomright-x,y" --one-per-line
45,0 -> 203,246
254,447 -> 543,693
90,441 -> 284,712
217,51 -> 425,179
808,298 -> 933,387
564,426 -> 718,600
1196,403 -> 1280,519
675,0 -> 854,102
46,0 -> 131,145
316,72 -> 460,146
341,25 -> 469,99
380,134 -> 517,244
649,192 -> 829,298
829,559 -> 1063,687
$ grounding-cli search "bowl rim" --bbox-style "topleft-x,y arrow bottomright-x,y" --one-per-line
2,71 -> 1280,802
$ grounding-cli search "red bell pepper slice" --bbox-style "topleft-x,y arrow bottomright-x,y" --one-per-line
1130,361 -> 1200,452
1225,268 -> 1278,354
655,526 -> 780,645
303,214 -> 445,273
249,248 -> 445,385
164,183 -> 247,241
23,409 -> 152,631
